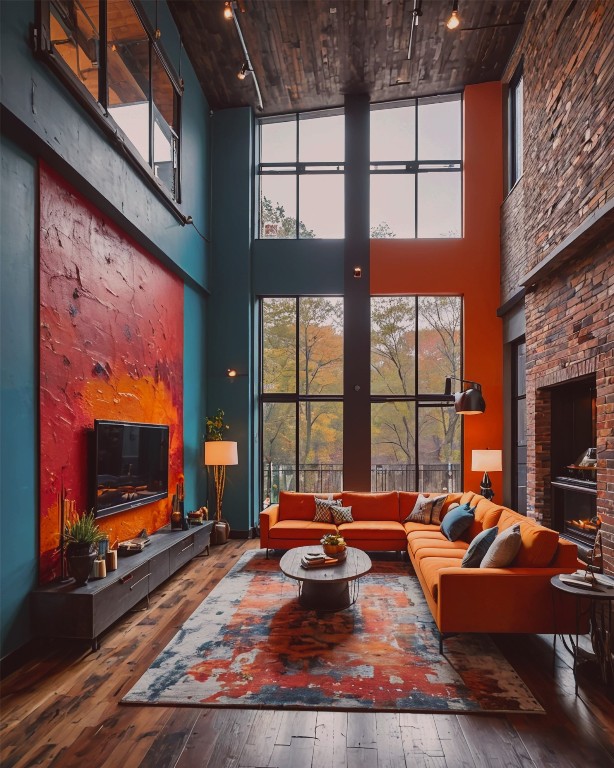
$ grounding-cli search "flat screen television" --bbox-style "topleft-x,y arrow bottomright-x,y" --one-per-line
91,420 -> 169,518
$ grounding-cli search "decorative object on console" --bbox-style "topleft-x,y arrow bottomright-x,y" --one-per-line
471,449 -> 502,501
205,411 -> 238,545
444,376 -> 486,414
63,508 -> 105,586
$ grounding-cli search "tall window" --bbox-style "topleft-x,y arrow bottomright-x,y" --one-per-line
512,338 -> 527,513
508,66 -> 524,189
370,95 -> 462,238
371,296 -> 462,491
257,112 -> 345,239
39,0 -> 181,201
261,297 -> 344,505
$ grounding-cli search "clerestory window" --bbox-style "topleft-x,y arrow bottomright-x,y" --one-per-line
37,0 -> 182,203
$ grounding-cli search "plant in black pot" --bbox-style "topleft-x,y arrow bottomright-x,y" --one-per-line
64,510 -> 105,586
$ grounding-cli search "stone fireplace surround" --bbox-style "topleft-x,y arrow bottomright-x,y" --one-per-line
523,224 -> 613,574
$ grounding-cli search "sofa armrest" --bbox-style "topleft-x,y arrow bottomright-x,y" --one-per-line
259,505 -> 280,546
436,566 -> 583,634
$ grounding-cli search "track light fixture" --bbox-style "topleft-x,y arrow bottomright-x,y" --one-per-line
237,61 -> 250,80
223,1 -> 233,21
223,1 -> 263,110
446,0 -> 460,30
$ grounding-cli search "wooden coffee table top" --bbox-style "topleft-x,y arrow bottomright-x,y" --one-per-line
280,546 -> 372,584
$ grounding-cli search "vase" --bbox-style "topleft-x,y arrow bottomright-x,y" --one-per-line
67,548 -> 96,586
323,543 -> 346,558
212,519 -> 231,545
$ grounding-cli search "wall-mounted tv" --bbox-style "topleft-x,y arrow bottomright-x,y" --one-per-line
91,420 -> 169,518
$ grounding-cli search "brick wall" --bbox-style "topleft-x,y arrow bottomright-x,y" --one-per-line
500,1 -> 614,572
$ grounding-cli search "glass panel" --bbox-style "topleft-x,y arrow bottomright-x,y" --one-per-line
417,296 -> 461,393
371,297 -> 416,396
298,298 -> 343,395
517,397 -> 527,446
262,402 -> 296,504
514,76 -> 524,178
371,402 -> 416,491
417,171 -> 461,238
260,176 -> 297,238
417,95 -> 462,161
418,406 -> 461,493
107,0 -> 150,164
262,298 -> 296,394
299,113 -> 344,162
370,104 -> 416,162
370,174 -> 415,238
516,341 -> 526,396
299,402 -> 343,491
260,119 -> 296,163
152,53 -> 177,196
50,0 -> 100,101
299,175 -> 344,238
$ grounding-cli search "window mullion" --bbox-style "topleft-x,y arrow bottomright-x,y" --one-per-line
99,0 -> 107,110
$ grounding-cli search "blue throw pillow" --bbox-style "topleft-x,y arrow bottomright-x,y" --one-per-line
440,503 -> 475,541
461,526 -> 499,567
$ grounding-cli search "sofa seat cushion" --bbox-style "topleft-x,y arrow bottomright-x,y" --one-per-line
269,520 -> 337,538
418,557 -> 461,602
338,520 -> 406,541
414,547 -> 466,565
408,534 -> 453,556
403,522 -> 441,535
278,491 -> 342,521
497,510 -> 560,567
341,491 -> 399,521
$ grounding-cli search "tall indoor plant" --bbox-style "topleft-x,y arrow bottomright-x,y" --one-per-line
204,409 -> 238,544
63,509 -> 105,585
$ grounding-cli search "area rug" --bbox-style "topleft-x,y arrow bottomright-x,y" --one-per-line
122,550 -> 544,713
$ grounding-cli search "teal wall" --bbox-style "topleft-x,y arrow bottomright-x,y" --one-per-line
0,1 -> 210,658
0,138 -> 39,656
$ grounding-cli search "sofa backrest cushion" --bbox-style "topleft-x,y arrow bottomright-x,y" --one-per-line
497,509 -> 561,567
341,491 -> 399,521
278,491 -> 342,521
464,499 -> 504,541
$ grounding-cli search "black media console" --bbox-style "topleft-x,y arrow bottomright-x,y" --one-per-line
32,522 -> 214,650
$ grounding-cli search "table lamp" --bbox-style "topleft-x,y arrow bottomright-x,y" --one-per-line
472,449 -> 502,501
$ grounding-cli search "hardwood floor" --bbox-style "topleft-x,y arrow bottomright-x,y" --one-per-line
1,539 -> 613,768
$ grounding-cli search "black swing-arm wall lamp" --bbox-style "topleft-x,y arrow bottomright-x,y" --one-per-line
444,377 -> 486,415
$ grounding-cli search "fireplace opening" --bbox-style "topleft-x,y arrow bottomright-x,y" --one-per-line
549,375 -> 597,562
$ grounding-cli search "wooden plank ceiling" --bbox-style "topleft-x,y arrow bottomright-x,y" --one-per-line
168,0 -> 530,116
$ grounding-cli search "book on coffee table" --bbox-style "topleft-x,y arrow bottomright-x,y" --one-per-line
301,556 -> 339,569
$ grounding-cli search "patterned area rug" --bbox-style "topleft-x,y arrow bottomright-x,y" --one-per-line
122,550 -> 544,713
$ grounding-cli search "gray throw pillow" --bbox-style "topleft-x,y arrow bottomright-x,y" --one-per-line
404,494 -> 447,525
480,523 -> 522,568
313,497 -> 340,523
462,526 -> 498,568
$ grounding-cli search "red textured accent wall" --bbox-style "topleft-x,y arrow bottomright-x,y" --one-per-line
371,82 -> 504,497
39,163 -> 184,584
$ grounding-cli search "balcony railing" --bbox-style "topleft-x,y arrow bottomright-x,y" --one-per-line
262,462 -> 461,506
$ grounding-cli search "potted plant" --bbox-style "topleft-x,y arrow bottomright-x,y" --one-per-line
321,532 -> 347,558
204,409 -> 238,545
63,509 -> 105,586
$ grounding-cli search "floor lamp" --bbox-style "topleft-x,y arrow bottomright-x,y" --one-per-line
204,440 -> 238,544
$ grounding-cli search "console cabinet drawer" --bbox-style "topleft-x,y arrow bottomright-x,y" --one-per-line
169,535 -> 196,573
149,550 -> 170,591
93,563 -> 150,636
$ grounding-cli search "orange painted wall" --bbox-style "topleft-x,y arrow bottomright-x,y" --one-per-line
371,82 -> 504,498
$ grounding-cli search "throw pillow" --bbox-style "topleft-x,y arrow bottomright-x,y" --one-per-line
313,497 -> 340,523
331,505 -> 354,524
480,523 -> 522,568
461,526 -> 499,568
403,494 -> 448,525
440,503 -> 475,541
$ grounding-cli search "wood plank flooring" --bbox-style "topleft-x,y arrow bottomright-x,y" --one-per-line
1,539 -> 613,768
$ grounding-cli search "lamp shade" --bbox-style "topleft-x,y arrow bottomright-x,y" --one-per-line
472,449 -> 502,473
204,440 -> 238,466
455,386 -> 485,414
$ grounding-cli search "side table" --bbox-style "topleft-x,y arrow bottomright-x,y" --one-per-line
550,574 -> 614,695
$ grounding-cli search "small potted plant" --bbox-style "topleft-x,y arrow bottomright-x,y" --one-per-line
63,510 -> 105,586
321,532 -> 347,558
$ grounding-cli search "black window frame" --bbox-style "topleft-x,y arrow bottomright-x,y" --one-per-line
35,0 -> 183,212
511,337 -> 527,513
369,94 -> 463,239
370,294 -> 464,492
508,64 -> 524,191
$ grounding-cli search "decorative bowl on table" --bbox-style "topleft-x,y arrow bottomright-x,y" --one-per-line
321,533 -> 347,559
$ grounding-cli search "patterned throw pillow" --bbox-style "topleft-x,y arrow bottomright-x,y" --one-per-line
480,523 -> 522,568
462,526 -> 499,567
403,494 -> 448,525
331,505 -> 354,524
313,497 -> 340,523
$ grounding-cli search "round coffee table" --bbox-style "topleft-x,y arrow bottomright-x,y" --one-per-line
280,546 -> 372,612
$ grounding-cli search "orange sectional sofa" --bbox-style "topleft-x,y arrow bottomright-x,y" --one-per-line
260,489 -> 584,648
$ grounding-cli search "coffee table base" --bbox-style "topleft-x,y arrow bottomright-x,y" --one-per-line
299,579 -> 357,612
